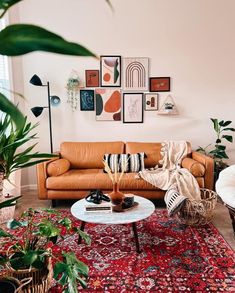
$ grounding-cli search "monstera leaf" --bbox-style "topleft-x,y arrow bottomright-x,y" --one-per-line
0,0 -> 23,17
0,93 -> 25,129
0,24 -> 96,57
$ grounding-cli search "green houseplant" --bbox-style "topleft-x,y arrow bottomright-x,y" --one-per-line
0,113 -> 57,223
197,118 -> 235,180
0,208 -> 90,292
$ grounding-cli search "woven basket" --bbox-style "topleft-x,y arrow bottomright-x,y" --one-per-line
0,205 -> 15,224
177,188 -> 217,226
7,257 -> 52,293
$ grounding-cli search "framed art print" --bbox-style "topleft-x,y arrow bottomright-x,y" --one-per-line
123,57 -> 149,91
80,90 -> 95,111
95,88 -> 121,121
149,77 -> 170,92
123,93 -> 143,123
100,55 -> 121,87
145,93 -> 158,111
85,70 -> 99,87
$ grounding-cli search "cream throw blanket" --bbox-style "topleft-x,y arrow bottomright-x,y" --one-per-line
138,141 -> 201,201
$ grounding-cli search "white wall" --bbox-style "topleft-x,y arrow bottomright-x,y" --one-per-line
9,0 -> 235,186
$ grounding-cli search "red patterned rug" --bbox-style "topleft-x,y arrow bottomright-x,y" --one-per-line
48,209 -> 235,292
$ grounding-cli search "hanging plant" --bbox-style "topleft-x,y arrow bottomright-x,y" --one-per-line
66,70 -> 81,111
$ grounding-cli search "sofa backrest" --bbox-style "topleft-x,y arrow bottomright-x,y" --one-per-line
126,142 -> 162,168
60,141 -> 125,169
126,142 -> 192,168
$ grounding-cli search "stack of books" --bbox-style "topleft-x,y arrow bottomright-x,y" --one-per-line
85,201 -> 112,213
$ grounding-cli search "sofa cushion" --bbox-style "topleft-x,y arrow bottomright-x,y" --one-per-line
47,159 -> 70,176
126,142 -> 192,168
60,141 -> 124,169
46,169 -> 158,190
181,158 -> 205,177
103,152 -> 145,173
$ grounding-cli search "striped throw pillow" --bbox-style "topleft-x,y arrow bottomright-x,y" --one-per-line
103,153 -> 145,173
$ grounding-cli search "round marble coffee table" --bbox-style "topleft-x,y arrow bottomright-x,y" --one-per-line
71,195 -> 155,253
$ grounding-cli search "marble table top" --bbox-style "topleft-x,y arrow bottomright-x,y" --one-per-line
71,195 -> 155,225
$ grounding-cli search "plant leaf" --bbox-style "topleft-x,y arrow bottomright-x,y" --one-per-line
220,120 -> 232,127
217,145 -> 226,150
0,228 -> 13,237
0,195 -> 21,209
223,127 -> 235,132
0,93 -> 24,129
0,0 -> 23,17
105,0 -> 114,12
74,227 -> 91,245
222,135 -> 233,143
0,24 -> 96,57
210,118 -> 219,132
7,219 -> 28,229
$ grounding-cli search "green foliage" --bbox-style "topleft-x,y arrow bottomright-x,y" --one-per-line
0,195 -> 21,209
0,113 -> 57,179
0,208 -> 90,291
54,252 -> 89,292
0,0 -> 23,18
0,24 -> 96,57
197,118 -> 235,164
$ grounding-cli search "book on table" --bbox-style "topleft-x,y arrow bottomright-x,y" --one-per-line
85,201 -> 112,213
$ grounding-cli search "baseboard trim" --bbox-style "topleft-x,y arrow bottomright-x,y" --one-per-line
21,184 -> 37,191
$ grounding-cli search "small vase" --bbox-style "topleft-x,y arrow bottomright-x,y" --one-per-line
109,182 -> 124,205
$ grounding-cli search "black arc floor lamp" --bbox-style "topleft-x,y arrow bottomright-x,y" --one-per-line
30,74 -> 60,153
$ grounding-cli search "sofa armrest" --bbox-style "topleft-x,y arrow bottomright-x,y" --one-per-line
181,157 -> 206,177
36,153 -> 60,199
191,151 -> 214,190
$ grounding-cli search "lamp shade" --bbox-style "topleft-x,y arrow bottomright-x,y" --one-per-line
30,74 -> 43,86
50,96 -> 61,106
31,107 -> 44,117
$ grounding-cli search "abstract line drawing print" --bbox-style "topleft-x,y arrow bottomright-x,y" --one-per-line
128,97 -> 140,119
123,58 -> 149,91
123,93 -> 143,123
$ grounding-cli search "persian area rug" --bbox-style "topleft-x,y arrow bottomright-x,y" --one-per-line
49,209 -> 235,292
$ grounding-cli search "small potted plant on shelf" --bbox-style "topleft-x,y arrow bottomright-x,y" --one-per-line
164,102 -> 174,111
0,208 -> 90,292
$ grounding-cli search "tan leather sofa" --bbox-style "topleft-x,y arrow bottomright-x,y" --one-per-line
36,141 -> 214,206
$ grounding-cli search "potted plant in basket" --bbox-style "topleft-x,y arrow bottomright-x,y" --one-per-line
0,208 -> 90,292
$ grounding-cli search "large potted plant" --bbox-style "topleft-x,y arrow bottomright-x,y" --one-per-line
197,118 -> 235,182
0,113 -> 56,223
0,208 -> 90,292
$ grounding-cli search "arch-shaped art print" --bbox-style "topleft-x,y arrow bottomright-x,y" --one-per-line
123,57 -> 149,91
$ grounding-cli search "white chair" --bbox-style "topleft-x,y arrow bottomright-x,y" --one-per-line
216,165 -> 235,234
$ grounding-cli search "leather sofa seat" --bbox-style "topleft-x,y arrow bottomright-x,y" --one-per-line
47,169 -> 158,190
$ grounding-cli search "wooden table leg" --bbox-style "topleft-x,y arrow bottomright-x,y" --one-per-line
78,221 -> 86,244
132,222 -> 141,253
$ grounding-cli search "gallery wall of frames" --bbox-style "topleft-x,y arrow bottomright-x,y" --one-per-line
79,56 -> 178,123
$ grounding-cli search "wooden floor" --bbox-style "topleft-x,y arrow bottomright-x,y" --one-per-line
17,189 -> 235,250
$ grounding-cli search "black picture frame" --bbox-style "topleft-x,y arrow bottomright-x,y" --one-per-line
80,90 -> 95,111
123,93 -> 143,123
149,77 -> 170,92
100,55 -> 121,87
